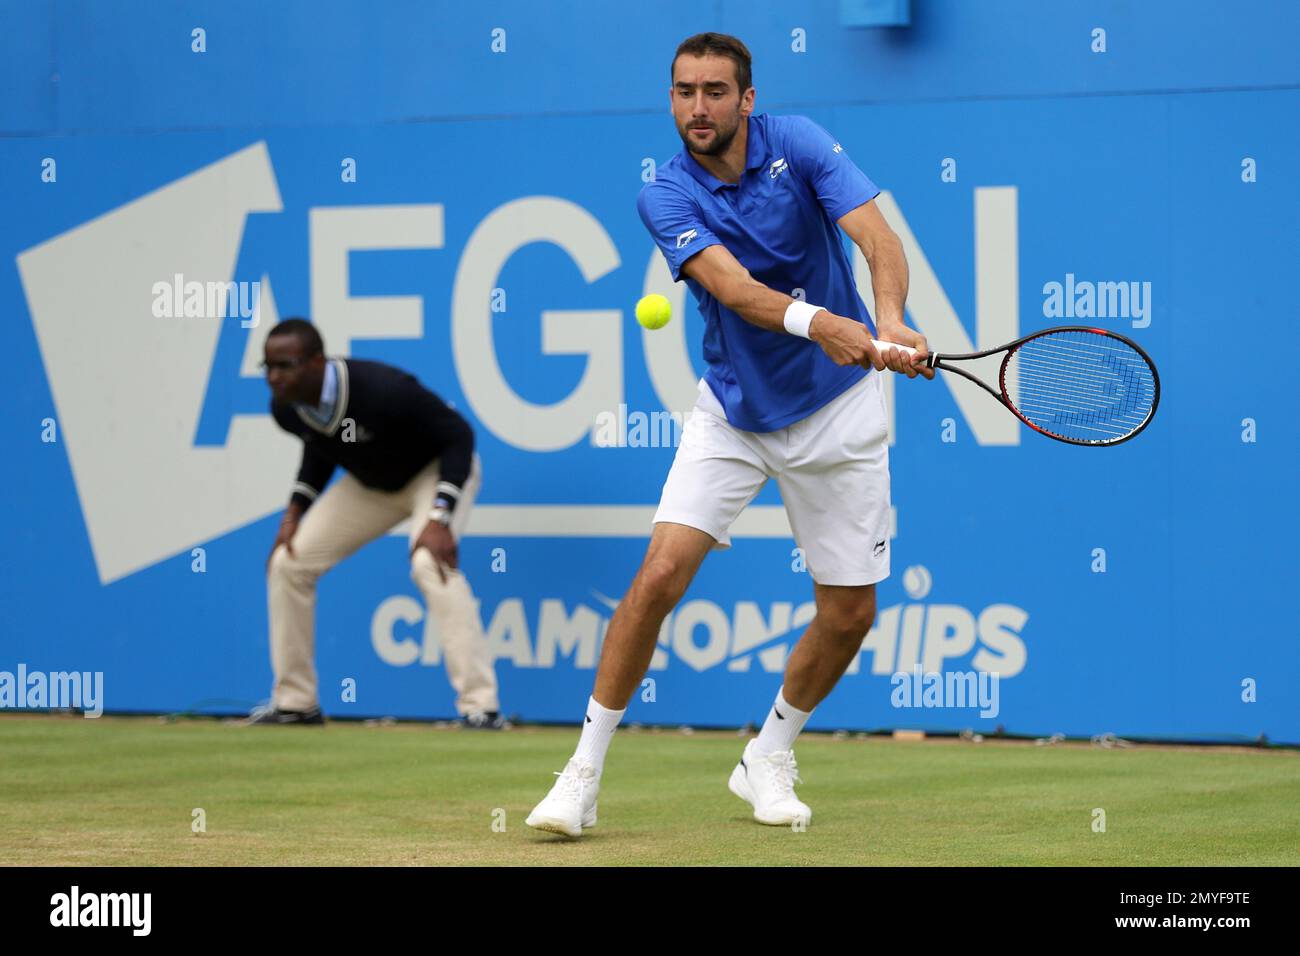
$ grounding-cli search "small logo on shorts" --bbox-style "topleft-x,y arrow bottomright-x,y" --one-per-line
873,539 -> 887,557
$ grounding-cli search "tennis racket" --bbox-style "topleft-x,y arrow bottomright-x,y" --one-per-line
874,326 -> 1160,446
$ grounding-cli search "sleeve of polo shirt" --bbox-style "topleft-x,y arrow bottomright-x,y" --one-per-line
782,115 -> 881,221
636,181 -> 721,282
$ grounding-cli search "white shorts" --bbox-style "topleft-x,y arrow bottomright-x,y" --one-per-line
654,372 -> 892,587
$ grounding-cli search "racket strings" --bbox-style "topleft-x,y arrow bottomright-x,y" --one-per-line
1005,330 -> 1157,443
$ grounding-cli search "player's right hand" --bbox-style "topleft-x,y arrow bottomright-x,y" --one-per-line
809,311 -> 885,370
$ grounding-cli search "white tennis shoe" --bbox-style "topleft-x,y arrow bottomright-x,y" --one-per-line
526,757 -> 599,837
728,739 -> 812,826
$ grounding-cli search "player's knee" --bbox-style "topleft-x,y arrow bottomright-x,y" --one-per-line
633,557 -> 691,613
820,594 -> 876,642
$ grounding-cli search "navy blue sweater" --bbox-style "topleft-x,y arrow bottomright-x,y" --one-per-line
271,358 -> 474,513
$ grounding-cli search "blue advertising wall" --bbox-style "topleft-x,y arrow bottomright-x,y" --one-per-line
1,1 -> 1296,741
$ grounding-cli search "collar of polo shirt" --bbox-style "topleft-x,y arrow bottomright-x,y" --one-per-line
680,114 -> 767,193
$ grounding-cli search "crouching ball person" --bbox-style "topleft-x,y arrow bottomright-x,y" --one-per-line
251,318 -> 505,728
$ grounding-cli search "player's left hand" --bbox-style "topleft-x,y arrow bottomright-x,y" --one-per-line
411,521 -> 458,584
874,322 -> 935,380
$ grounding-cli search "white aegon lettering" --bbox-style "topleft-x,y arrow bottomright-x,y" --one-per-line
453,197 -> 622,451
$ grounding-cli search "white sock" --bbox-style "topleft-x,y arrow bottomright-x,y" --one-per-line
753,687 -> 812,755
573,696 -> 625,773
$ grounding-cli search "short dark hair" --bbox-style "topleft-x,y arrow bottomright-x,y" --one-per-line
672,32 -> 752,94
267,317 -> 324,356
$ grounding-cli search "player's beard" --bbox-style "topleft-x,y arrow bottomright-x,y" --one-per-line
679,111 -> 743,158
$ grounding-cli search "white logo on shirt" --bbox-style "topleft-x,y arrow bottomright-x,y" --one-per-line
769,157 -> 789,179
676,228 -> 698,249
832,143 -> 843,153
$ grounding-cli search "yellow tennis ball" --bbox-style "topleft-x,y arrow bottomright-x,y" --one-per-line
635,294 -> 672,330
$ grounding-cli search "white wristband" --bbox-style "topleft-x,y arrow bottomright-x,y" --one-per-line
783,300 -> 823,339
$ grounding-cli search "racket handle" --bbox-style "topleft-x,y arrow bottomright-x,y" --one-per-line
873,339 -> 936,368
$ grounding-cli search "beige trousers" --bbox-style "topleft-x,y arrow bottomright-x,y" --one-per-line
267,454 -> 499,716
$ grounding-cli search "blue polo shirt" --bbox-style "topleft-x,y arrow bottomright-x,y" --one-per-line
637,112 -> 881,432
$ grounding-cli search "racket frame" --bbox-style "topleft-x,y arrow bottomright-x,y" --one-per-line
874,325 -> 1161,447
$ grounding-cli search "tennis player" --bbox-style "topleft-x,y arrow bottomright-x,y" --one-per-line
527,33 -> 932,836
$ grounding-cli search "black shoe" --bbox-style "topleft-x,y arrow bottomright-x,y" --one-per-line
245,705 -> 325,725
460,710 -> 508,730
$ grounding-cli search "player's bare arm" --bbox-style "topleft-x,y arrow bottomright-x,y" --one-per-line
680,242 -> 929,378
837,198 -> 934,380
678,244 -> 796,333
